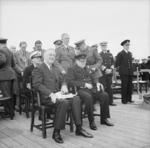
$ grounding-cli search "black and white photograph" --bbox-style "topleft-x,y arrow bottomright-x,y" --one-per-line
0,0 -> 150,147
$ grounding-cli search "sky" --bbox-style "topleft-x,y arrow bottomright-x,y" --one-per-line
0,0 -> 150,59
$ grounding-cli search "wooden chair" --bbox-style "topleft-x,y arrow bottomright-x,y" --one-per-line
30,89 -> 74,138
18,78 -> 30,118
0,80 -> 15,120
132,67 -> 148,93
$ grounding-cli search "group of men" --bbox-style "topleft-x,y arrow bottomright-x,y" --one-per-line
0,33 -> 136,143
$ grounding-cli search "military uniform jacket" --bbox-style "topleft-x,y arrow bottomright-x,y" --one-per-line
55,45 -> 75,73
100,51 -> 114,75
78,47 -> 103,80
116,50 -> 133,76
67,64 -> 93,89
14,49 -> 31,74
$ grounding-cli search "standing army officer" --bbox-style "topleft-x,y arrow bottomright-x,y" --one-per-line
75,40 -> 103,83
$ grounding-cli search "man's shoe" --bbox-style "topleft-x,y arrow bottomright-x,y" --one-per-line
76,128 -> 93,138
109,103 -> 117,106
101,119 -> 114,126
52,132 -> 64,144
90,121 -> 97,130
128,100 -> 134,103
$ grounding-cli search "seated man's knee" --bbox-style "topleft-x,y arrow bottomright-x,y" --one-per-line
58,99 -> 70,108
72,95 -> 81,105
78,90 -> 93,105
98,91 -> 109,103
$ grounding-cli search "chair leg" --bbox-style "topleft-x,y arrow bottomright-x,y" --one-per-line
9,99 -> 14,120
146,83 -> 148,93
25,97 -> 29,118
30,108 -> 35,132
41,108 -> 46,138
70,113 -> 74,132
19,95 -> 22,115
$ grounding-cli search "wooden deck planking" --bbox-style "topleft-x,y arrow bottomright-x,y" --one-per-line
0,93 -> 150,148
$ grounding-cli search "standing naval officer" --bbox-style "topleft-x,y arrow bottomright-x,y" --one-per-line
116,39 -> 134,104
99,41 -> 116,106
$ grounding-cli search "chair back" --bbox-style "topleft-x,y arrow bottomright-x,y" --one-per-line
0,80 -> 13,98
29,76 -> 41,107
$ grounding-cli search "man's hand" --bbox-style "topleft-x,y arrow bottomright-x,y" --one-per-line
61,84 -> 68,94
96,83 -> 104,91
105,69 -> 112,74
27,83 -> 31,89
21,71 -> 24,76
85,83 -> 93,89
91,67 -> 96,71
49,93 -> 57,103
61,70 -> 66,75
101,65 -> 106,71
110,65 -> 114,69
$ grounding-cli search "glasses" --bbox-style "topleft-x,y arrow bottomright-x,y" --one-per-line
125,44 -> 130,46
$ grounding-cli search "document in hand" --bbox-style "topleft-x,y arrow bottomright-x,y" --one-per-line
55,91 -> 77,99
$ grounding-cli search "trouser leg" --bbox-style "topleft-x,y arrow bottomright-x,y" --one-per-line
78,89 -> 94,123
71,96 -> 81,126
54,99 -> 69,130
121,75 -> 128,103
93,91 -> 110,120
127,75 -> 133,102
105,75 -> 113,105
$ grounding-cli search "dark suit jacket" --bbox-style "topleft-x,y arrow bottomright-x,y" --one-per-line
116,50 -> 133,76
32,63 -> 64,103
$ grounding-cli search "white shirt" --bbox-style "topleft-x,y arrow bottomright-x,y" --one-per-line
124,49 -> 128,53
44,61 -> 51,70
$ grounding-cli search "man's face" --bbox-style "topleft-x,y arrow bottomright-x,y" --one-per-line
44,50 -> 56,65
55,44 -> 61,49
32,57 -> 42,66
123,43 -> 130,50
35,43 -> 42,50
79,42 -> 86,51
62,34 -> 70,46
0,43 -> 7,49
101,45 -> 107,51
76,58 -> 87,68
20,43 -> 27,50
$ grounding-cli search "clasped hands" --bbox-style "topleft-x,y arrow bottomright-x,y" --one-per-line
84,82 -> 104,91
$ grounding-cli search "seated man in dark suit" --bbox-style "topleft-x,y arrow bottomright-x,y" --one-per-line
67,53 -> 114,131
23,51 -> 42,91
22,51 -> 42,106
32,49 -> 93,144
